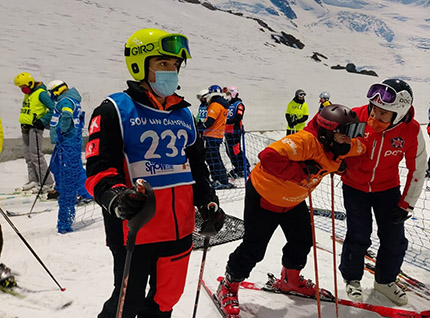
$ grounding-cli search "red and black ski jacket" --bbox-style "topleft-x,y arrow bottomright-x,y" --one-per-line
85,81 -> 216,247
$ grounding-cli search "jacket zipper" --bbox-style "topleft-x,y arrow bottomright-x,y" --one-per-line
369,132 -> 385,192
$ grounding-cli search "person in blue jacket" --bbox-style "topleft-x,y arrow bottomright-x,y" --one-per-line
47,80 -> 92,233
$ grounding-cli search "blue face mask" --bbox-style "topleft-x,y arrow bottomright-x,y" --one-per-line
149,70 -> 179,98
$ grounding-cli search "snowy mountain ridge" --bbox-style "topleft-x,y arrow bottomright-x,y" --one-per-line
1,0 -> 429,138
203,0 -> 429,45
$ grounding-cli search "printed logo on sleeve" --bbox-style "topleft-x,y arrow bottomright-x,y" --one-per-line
85,139 -> 100,159
89,115 -> 101,135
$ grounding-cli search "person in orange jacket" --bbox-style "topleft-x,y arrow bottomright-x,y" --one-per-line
198,85 -> 234,189
216,104 -> 366,317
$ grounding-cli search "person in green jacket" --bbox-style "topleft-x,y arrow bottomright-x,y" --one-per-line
14,72 -> 55,192
285,89 -> 309,135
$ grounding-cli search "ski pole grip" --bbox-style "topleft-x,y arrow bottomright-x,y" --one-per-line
126,179 -> 156,235
200,202 -> 218,238
207,202 -> 218,213
135,178 -> 146,194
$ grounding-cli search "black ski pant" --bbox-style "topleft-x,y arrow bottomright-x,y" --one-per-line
98,235 -> 192,318
339,184 -> 408,284
226,179 -> 312,280
224,132 -> 249,177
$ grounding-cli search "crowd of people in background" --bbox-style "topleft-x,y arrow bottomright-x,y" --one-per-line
196,84 -> 249,189
0,26 -> 427,318
11,72 -> 93,234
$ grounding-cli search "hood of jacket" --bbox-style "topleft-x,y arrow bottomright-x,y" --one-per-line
59,87 -> 82,102
210,95 -> 230,109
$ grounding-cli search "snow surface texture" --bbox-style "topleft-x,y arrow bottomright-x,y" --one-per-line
0,154 -> 429,318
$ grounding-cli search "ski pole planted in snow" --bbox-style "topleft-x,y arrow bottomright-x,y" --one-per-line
306,175 -> 322,318
192,202 -> 218,318
28,146 -> 58,218
0,207 -> 66,291
330,173 -> 339,318
116,179 -> 156,318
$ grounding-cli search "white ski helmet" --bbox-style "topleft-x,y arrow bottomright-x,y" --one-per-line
47,80 -> 68,97
367,78 -> 413,125
196,89 -> 209,100
319,91 -> 330,101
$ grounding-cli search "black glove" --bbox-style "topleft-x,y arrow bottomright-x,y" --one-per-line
302,160 -> 325,176
103,186 -> 148,220
392,206 -> 412,224
198,202 -> 225,237
33,119 -> 45,130
337,160 -> 347,174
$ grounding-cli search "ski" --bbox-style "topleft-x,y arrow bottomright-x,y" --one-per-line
364,262 -> 430,301
317,238 -> 427,298
366,249 -> 430,294
0,193 -> 33,201
0,190 -> 33,196
216,276 -> 430,318
333,235 -> 430,297
0,285 -> 24,298
313,208 -> 346,220
6,208 -> 53,217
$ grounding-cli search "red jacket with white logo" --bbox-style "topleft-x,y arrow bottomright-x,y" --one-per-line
341,104 -> 427,211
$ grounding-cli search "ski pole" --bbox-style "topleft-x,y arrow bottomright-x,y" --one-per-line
28,146 -> 58,218
116,179 -> 156,318
192,202 -> 218,318
330,173 -> 339,318
241,126 -> 248,180
306,176 -> 322,318
0,207 -> 66,291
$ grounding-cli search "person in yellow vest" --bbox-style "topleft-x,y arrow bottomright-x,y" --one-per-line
14,72 -> 55,192
285,89 -> 309,135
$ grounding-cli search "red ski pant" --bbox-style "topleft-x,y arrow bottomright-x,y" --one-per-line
98,235 -> 192,318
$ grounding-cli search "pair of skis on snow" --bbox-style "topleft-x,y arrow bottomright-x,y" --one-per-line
202,275 -> 430,318
332,235 -> 430,302
201,233 -> 430,318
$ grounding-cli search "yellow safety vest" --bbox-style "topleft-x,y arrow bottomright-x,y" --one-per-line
19,88 -> 48,125
286,100 -> 308,131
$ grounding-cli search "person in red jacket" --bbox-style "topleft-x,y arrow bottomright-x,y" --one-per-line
85,28 -> 224,318
339,79 -> 427,306
216,104 -> 366,317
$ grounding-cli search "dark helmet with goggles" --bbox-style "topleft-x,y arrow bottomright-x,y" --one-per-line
317,104 -> 365,146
